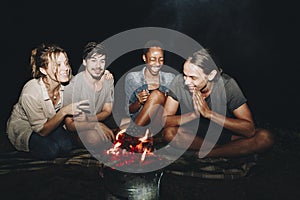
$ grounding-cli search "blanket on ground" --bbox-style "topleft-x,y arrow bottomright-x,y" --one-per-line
0,133 -> 256,179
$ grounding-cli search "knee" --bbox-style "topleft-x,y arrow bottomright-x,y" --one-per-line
162,127 -> 177,142
60,137 -> 73,153
36,143 -> 60,160
148,90 -> 166,104
81,130 -> 102,147
255,128 -> 275,150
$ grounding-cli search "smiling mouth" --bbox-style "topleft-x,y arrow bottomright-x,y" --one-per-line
60,73 -> 69,77
94,69 -> 103,74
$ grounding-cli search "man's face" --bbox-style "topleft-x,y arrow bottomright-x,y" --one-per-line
84,53 -> 106,80
143,47 -> 164,76
183,61 -> 208,93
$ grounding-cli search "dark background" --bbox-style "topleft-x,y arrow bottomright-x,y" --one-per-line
2,0 -> 299,132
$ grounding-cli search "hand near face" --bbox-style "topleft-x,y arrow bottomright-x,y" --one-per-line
192,90 -> 211,118
137,89 -> 150,105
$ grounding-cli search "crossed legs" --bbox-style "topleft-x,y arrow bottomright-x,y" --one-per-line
163,126 -> 274,158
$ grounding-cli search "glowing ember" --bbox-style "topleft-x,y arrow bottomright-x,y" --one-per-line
105,128 -> 158,167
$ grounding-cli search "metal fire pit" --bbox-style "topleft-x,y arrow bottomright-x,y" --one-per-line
103,167 -> 164,200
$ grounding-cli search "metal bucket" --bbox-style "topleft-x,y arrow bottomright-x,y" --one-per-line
103,167 -> 164,200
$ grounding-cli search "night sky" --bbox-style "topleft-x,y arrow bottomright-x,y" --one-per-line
2,0 -> 299,131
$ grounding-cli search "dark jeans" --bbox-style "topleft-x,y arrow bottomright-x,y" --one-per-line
29,126 -> 73,160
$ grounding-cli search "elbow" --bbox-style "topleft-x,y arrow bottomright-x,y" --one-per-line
38,132 -> 47,137
246,124 -> 256,137
161,116 -> 168,128
37,129 -> 48,137
65,122 -> 75,132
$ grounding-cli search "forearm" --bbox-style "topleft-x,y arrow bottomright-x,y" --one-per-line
209,111 -> 255,137
94,110 -> 112,122
39,110 -> 66,136
70,121 -> 97,132
163,112 -> 198,127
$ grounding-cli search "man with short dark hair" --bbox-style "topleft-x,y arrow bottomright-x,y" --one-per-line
63,42 -> 115,151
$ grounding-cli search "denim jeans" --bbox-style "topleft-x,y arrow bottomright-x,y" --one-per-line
29,126 -> 73,160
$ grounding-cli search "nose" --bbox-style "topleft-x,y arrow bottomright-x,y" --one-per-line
184,77 -> 191,85
96,61 -> 104,69
154,58 -> 163,66
61,63 -> 70,71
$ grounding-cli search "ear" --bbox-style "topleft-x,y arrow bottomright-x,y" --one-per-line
83,59 -> 87,66
208,69 -> 217,81
142,54 -> 146,62
39,67 -> 47,76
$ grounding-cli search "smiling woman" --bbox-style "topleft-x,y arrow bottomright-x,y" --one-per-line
124,40 -> 176,137
5,43 -> 90,160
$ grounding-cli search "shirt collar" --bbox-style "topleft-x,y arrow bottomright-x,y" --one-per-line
38,78 -> 64,101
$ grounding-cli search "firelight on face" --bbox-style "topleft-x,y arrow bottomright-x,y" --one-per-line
183,61 -> 208,93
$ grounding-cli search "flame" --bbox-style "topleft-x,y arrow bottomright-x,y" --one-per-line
106,128 -> 154,164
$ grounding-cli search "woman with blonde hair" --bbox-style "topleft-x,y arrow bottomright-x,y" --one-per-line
6,43 -> 89,160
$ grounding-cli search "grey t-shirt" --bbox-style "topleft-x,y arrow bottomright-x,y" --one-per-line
168,73 -> 247,144
63,72 -> 114,117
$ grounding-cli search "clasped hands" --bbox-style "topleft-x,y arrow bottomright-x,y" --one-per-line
192,90 -> 211,119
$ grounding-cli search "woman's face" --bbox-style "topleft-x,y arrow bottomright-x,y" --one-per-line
47,52 -> 71,83
143,46 -> 164,76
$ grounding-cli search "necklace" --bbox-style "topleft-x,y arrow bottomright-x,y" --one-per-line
53,95 -> 57,100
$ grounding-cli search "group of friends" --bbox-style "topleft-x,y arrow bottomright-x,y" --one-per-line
6,40 -> 274,161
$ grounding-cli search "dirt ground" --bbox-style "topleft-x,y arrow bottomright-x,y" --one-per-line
0,126 -> 300,200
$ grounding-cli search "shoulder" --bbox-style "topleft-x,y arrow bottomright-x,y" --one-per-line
66,72 -> 83,86
71,72 -> 84,82
161,71 -> 176,79
125,71 -> 140,79
173,73 -> 184,82
104,78 -> 114,87
125,70 -> 143,83
22,79 -> 41,93
220,73 -> 241,89
168,74 -> 184,90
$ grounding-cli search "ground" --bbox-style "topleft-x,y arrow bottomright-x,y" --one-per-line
0,125 -> 300,200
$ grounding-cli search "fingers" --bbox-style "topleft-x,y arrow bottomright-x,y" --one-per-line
97,123 -> 115,142
104,70 -> 114,80
192,94 -> 201,117
106,131 -> 115,142
78,99 -> 90,106
77,100 -> 90,113
138,90 -> 150,104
